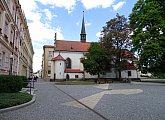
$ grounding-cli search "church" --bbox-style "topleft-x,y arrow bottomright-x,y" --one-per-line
50,13 -> 139,81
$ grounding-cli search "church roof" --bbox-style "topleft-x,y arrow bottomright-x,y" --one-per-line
81,12 -> 86,34
122,60 -> 137,70
64,69 -> 84,73
51,54 -> 65,61
121,49 -> 138,60
55,40 -> 90,52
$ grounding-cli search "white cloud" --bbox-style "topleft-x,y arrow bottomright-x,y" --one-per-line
20,0 -> 64,72
96,32 -> 101,37
35,0 -> 77,13
112,1 -> 126,11
80,0 -> 115,9
43,9 -> 53,21
85,21 -> 92,26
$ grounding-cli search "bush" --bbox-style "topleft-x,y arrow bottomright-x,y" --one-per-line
19,76 -> 28,87
0,75 -> 24,93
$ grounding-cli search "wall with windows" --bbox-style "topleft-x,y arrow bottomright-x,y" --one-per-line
0,0 -> 34,76
42,45 -> 54,79
54,51 -> 84,70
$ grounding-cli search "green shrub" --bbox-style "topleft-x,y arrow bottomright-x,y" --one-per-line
19,76 -> 28,87
0,75 -> 24,93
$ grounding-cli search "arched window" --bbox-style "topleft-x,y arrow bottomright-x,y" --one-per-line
66,58 -> 71,69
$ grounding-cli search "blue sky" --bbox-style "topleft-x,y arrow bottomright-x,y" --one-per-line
19,0 -> 138,72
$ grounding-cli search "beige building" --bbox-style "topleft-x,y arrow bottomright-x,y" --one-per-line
0,0 -> 34,77
42,45 -> 54,80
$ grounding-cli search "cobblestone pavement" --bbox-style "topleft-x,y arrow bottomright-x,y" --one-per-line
1,79 -> 165,120
56,82 -> 165,120
0,79 -> 105,120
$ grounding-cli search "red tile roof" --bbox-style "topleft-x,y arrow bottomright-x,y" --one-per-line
122,60 -> 137,70
55,40 -> 90,52
121,49 -> 137,60
51,54 -> 65,61
64,69 -> 84,73
43,45 -> 54,48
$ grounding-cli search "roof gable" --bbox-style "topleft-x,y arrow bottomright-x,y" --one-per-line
51,54 -> 65,61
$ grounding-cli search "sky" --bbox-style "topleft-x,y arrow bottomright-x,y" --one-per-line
19,0 -> 138,72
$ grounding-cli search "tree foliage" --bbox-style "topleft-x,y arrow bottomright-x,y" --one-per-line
101,13 -> 132,80
82,42 -> 109,79
129,0 -> 165,75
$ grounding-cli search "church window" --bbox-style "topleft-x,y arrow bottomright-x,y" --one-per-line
128,71 -> 131,76
66,58 -> 71,69
75,75 -> 78,78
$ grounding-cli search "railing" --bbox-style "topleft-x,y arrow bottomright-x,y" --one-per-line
23,79 -> 35,94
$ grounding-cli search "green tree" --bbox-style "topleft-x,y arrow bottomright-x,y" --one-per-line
82,42 -> 109,80
101,13 -> 132,80
129,0 -> 165,75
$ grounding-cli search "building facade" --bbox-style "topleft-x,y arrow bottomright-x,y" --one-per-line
0,0 -> 34,77
42,45 -> 54,80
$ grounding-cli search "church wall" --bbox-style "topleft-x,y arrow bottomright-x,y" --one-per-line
55,60 -> 65,79
64,73 -> 83,80
121,70 -> 138,79
84,72 -> 98,79
54,51 -> 84,70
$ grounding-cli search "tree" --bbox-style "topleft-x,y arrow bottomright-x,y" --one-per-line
101,13 -> 132,80
129,0 -> 165,75
82,42 -> 109,80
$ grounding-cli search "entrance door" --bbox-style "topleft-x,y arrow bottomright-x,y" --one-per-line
66,74 -> 69,81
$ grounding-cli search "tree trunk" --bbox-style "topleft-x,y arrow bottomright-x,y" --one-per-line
97,73 -> 100,84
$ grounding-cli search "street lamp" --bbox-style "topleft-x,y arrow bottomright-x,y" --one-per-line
9,55 -> 14,75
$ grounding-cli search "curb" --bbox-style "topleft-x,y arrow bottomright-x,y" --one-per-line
0,94 -> 36,113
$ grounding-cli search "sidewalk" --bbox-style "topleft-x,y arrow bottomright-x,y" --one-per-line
140,78 -> 165,83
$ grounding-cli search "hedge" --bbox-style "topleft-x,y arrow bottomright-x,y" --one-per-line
0,75 -> 26,93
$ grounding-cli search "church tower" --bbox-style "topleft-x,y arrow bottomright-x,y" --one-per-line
80,11 -> 86,42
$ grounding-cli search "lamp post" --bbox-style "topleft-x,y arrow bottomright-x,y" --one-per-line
9,55 -> 14,75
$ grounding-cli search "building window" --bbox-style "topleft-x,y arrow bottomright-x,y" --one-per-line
128,71 -> 131,76
12,7 -> 15,18
0,11 -> 2,23
66,58 -> 71,69
5,0 -> 10,5
10,30 -> 13,42
48,70 -> 51,74
4,22 -> 8,35
75,75 -> 79,78
48,51 -> 53,57
2,52 -> 5,67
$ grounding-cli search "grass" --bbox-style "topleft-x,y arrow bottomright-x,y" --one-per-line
0,92 -> 33,109
55,81 -> 96,85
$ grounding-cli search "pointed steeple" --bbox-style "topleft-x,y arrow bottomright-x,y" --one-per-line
80,11 -> 86,42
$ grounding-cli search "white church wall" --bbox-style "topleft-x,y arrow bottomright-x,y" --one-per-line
64,73 -> 84,79
101,68 -> 116,78
54,51 -> 84,70
121,70 -> 138,78
85,72 -> 98,79
55,60 -> 65,79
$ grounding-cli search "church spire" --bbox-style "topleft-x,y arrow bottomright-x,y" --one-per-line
80,11 -> 86,42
